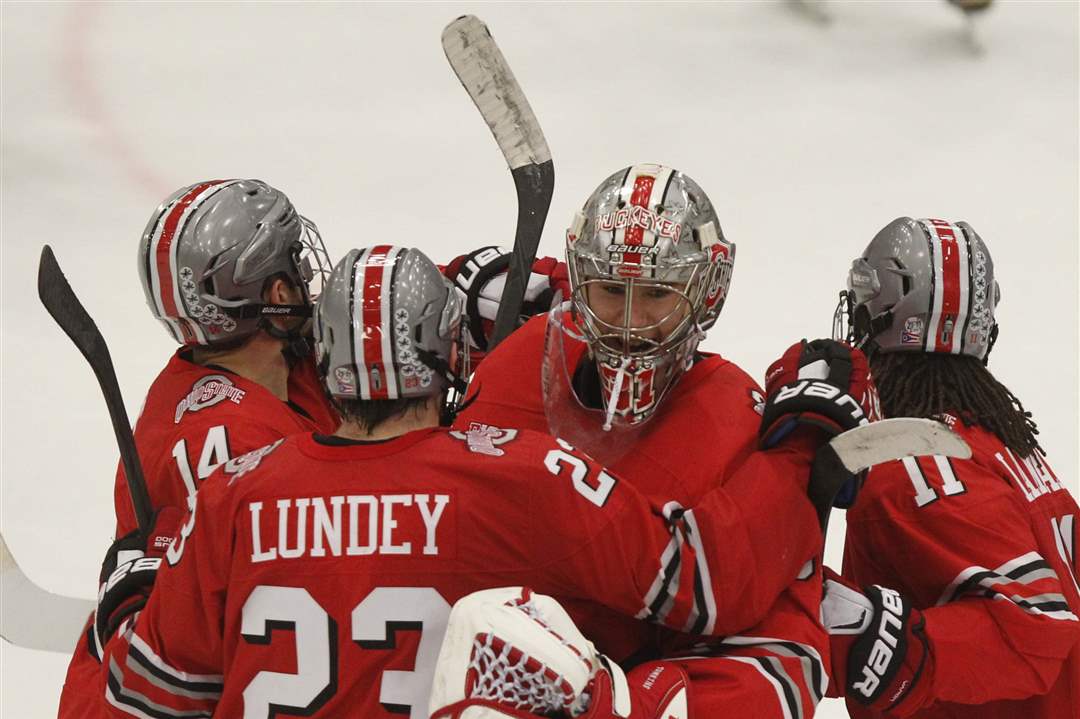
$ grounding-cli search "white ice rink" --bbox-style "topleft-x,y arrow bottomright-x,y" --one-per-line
2,2 -> 1077,717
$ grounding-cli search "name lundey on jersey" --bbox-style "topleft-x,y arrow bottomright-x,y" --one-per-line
248,492 -> 451,562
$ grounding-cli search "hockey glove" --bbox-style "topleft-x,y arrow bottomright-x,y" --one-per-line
428,586 -> 688,719
94,506 -> 183,647
760,339 -> 880,448
822,568 -> 933,717
444,246 -> 569,361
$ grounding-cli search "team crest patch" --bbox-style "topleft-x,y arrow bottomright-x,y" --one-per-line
449,422 -> 518,457
224,439 -> 284,484
901,316 -> 924,345
175,375 -> 246,423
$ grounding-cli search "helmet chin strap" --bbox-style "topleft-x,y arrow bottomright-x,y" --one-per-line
415,347 -> 472,427
261,318 -> 312,367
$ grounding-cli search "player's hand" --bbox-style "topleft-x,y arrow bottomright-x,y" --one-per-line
428,586 -> 688,719
94,507 -> 184,647
759,339 -> 879,449
822,567 -> 932,716
443,247 -> 569,361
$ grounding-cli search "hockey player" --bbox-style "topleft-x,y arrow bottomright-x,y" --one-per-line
450,163 -> 880,717
92,245 -> 869,718
58,179 -> 339,718
825,217 -> 1080,717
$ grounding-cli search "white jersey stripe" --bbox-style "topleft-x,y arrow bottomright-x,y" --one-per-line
1052,515 -> 1080,599
682,508 -> 718,635
720,635 -> 827,701
129,632 -> 224,684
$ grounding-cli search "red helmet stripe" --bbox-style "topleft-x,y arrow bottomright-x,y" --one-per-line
621,174 -> 656,268
922,219 -> 969,354
359,245 -> 398,400
150,180 -> 231,344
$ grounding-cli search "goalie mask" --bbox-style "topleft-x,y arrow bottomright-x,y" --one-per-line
137,179 -> 330,347
833,217 -> 1000,361
314,246 -> 468,406
565,163 -> 735,428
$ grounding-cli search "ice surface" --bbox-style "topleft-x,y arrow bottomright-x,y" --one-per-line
1,2 -> 1076,717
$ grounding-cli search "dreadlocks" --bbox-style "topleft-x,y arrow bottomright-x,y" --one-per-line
870,351 -> 1043,458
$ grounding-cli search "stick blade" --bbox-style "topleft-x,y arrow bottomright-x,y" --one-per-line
38,245 -> 108,364
1,533 -> 94,653
441,15 -> 551,170
830,418 -> 972,474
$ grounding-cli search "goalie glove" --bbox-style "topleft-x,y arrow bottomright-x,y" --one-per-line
444,247 -> 569,360
428,587 -> 689,719
823,568 -> 933,716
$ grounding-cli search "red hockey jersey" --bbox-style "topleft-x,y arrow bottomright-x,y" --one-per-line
113,350 -> 338,536
456,314 -> 829,718
842,414 -> 1080,718
59,350 -> 338,719
103,425 -> 816,718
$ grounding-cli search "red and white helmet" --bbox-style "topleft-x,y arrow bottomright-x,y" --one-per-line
137,179 -> 329,346
565,163 -> 734,427
834,217 -> 1000,360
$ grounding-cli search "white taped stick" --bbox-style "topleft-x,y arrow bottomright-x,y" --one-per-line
442,15 -> 551,170
1,531 -> 95,652
830,417 -> 972,474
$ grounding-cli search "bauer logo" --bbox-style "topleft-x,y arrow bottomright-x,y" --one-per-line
174,375 -> 245,423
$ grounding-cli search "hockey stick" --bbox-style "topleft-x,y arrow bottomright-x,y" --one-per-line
1,531 -> 95,652
442,15 -> 555,350
810,417 -> 972,529
38,245 -> 153,533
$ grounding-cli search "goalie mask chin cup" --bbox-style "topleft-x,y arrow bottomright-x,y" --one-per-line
565,164 -> 735,428
314,246 -> 469,411
833,217 -> 1000,362
541,302 -> 648,467
137,179 -> 330,347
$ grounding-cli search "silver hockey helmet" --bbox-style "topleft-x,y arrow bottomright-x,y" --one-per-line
137,179 -> 329,346
314,246 -> 468,402
834,217 -> 1000,360
565,163 -> 735,427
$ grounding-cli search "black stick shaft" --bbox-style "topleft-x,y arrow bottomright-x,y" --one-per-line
489,159 -> 555,349
38,246 -> 153,533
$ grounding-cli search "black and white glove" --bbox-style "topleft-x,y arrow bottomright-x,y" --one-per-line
760,339 -> 879,449
94,507 -> 183,647
443,246 -> 568,359
428,587 -> 688,719
823,568 -> 933,716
